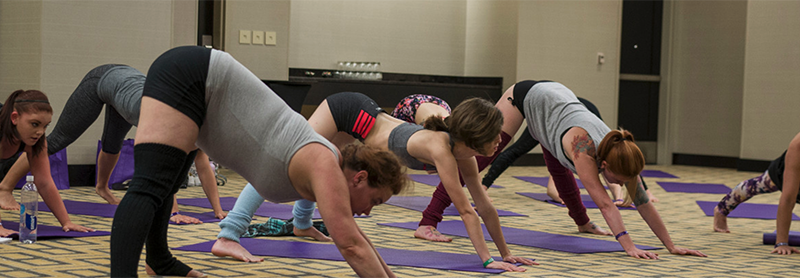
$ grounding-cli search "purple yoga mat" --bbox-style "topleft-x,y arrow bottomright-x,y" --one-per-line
658,182 -> 731,194
640,170 -> 678,179
170,211 -> 222,225
178,197 -> 321,220
763,231 -> 800,246
1,221 -> 110,239
384,196 -> 527,217
379,220 -> 659,253
516,192 -> 635,210
409,174 -> 503,188
173,237 -> 524,273
513,176 -> 608,189
696,201 -> 800,220
40,200 -> 222,225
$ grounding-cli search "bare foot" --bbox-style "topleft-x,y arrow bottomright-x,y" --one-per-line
0,226 -> 16,237
211,237 -> 264,262
414,225 -> 452,242
578,221 -> 613,236
0,190 -> 19,210
95,186 -> 121,205
145,263 -> 206,277
713,207 -> 730,233
646,190 -> 659,203
293,226 -> 332,242
546,191 -> 563,204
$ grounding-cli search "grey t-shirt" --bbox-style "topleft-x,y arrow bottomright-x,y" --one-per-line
523,82 -> 610,172
96,65 -> 144,126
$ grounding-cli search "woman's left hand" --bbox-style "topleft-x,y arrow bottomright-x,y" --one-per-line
503,255 -> 538,266
669,247 -> 707,257
62,223 -> 95,233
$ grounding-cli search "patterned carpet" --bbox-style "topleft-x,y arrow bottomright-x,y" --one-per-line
0,165 -> 796,277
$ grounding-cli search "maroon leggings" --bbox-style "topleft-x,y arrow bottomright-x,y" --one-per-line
418,133 -> 590,227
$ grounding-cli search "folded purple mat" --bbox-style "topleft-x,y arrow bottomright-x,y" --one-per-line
640,170 -> 678,178
385,196 -> 527,217
409,174 -> 503,188
658,182 -> 731,194
516,192 -> 635,210
696,201 -> 800,220
170,211 -> 222,225
173,238 -> 523,273
379,220 -> 659,253
1,221 -> 110,239
763,231 -> 800,246
178,197 -> 321,220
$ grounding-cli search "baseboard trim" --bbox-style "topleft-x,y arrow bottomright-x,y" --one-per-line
68,165 -> 95,187
672,153 -> 770,172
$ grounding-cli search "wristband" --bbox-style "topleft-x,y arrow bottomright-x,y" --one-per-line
482,258 -> 495,268
615,231 -> 628,240
171,212 -> 180,217
775,242 -> 789,248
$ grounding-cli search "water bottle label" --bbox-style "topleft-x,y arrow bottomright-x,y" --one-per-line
25,214 -> 37,231
20,204 -> 26,215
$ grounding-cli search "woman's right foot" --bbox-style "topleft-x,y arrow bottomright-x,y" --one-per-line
713,207 -> 730,233
145,263 -> 206,277
211,237 -> 264,262
0,190 -> 19,210
95,186 -> 121,205
293,226 -> 332,242
414,225 -> 452,242
578,221 -> 612,236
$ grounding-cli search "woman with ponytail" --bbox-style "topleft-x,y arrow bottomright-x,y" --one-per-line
0,90 -> 94,236
498,80 -> 705,259
213,92 -> 535,272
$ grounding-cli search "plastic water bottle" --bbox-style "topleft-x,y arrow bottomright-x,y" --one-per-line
19,175 -> 37,244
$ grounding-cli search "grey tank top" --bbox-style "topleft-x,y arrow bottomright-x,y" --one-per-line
388,123 -> 434,171
196,50 -> 339,203
523,82 -> 610,172
96,65 -> 144,126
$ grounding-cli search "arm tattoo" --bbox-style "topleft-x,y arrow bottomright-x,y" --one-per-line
632,179 -> 650,206
571,134 -> 596,159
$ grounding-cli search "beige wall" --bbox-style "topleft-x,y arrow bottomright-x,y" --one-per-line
663,0 -> 747,158
224,0 -> 290,80
0,0 -> 43,95
288,0 -> 467,76
464,0 -> 518,90
516,0 -> 622,132
739,0 -> 800,160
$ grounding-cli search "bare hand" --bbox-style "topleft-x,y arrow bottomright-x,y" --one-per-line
486,260 -> 527,272
171,213 -> 203,224
62,223 -> 95,233
627,248 -> 659,259
772,245 -> 800,255
503,255 -> 538,266
669,247 -> 707,257
0,227 -> 16,237
215,210 -> 228,219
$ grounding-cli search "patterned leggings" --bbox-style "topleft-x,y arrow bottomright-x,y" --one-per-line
390,94 -> 451,123
716,170 -> 778,216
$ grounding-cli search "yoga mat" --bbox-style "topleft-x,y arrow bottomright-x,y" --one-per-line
174,237 -> 524,273
763,231 -> 800,246
513,176 -> 607,189
178,197 -> 321,220
409,174 -> 503,188
384,196 -> 527,217
379,220 -> 659,253
516,192 -> 635,210
170,211 -> 222,225
1,221 -> 110,239
640,170 -> 678,179
696,201 -> 800,220
40,200 -> 224,224
657,182 -> 730,194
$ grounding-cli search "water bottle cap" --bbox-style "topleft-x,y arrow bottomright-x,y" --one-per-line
26,175 -> 33,182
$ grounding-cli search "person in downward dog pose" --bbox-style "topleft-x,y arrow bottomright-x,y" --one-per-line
714,131 -> 800,255
109,46 -> 411,277
212,92 -> 535,271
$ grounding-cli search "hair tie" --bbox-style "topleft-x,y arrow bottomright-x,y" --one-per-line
15,99 -> 49,104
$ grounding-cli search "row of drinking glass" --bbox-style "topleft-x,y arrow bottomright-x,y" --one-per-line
334,71 -> 383,80
338,61 -> 381,72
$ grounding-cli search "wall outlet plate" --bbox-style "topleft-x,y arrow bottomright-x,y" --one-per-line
264,31 -> 276,45
239,30 -> 251,44
252,30 -> 265,45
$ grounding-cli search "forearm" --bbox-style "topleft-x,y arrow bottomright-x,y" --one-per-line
198,165 -> 223,214
38,182 -> 72,226
461,212 -> 493,261
337,238 -> 390,277
357,226 -> 394,277
636,202 -> 676,250
479,208 -> 512,257
598,205 -> 635,250
775,192 -> 797,244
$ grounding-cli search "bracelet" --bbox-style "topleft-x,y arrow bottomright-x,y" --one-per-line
615,231 -> 629,240
482,257 -> 495,268
171,212 -> 180,217
775,242 -> 789,248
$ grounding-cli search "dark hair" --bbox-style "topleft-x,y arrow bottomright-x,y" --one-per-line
596,129 -> 645,198
340,143 -> 412,194
423,98 -> 503,156
1,90 -> 52,157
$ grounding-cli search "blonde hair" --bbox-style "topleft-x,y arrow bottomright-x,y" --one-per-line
423,98 -> 502,156
596,129 -> 645,201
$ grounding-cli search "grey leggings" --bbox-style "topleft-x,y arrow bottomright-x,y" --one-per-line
47,64 -> 134,155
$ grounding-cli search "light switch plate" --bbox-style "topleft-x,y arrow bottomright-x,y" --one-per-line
252,30 -> 264,45
264,31 -> 276,45
239,30 -> 251,44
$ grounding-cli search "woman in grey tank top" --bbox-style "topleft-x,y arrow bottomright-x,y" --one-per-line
496,81 -> 706,259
